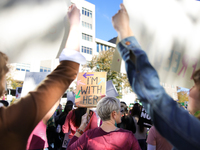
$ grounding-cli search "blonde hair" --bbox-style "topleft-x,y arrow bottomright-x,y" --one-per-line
96,96 -> 120,121
0,52 -> 9,96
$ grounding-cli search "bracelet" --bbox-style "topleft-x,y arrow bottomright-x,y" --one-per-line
76,128 -> 84,135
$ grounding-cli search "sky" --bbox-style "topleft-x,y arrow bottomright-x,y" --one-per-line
85,0 -> 123,41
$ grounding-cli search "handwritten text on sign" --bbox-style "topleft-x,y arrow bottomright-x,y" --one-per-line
75,72 -> 107,107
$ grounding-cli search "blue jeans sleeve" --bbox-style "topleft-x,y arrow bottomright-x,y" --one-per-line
117,36 -> 200,150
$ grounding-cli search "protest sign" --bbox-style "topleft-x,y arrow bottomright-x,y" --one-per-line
75,72 -> 107,107
138,107 -> 152,128
106,80 -> 119,97
0,0 -> 70,63
67,91 -> 75,104
21,72 -> 50,97
112,0 -> 200,89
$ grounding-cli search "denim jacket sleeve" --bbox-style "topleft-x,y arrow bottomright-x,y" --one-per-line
117,36 -> 200,150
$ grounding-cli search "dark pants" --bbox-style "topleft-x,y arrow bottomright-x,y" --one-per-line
138,139 -> 147,150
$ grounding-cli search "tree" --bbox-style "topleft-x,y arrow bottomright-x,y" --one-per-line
177,87 -> 189,104
82,48 -> 132,98
6,64 -> 23,90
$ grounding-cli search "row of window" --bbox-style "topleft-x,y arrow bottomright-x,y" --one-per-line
40,67 -> 51,72
82,21 -> 92,30
82,46 -> 92,55
82,33 -> 93,42
82,7 -> 92,18
96,43 -> 111,52
161,83 -> 176,89
16,63 -> 30,72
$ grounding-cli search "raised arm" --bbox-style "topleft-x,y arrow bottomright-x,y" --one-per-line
112,4 -> 200,150
1,4 -> 85,149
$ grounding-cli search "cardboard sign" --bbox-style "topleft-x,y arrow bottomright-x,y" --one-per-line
0,0 -> 70,63
138,107 -> 152,128
106,80 -> 119,97
113,0 -> 200,89
75,72 -> 107,107
21,72 -> 50,97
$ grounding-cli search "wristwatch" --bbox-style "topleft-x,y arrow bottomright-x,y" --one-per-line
76,128 -> 84,135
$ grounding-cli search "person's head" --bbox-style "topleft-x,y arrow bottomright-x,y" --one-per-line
0,52 -> 9,97
131,104 -> 145,132
189,69 -> 200,115
131,103 -> 141,118
64,100 -> 73,114
72,107 -> 87,127
96,96 -> 121,124
120,101 -> 128,116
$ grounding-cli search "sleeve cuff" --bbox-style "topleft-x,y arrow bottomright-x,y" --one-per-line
117,36 -> 141,49
59,48 -> 87,64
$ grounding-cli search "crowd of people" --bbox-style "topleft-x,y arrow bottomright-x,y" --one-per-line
0,3 -> 200,150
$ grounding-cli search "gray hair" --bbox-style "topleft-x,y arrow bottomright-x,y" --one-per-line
96,96 -> 120,121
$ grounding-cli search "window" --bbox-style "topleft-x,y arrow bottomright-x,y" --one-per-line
81,46 -> 92,55
104,45 -> 107,51
101,44 -> 103,51
89,11 -> 92,18
82,21 -> 92,30
82,7 -> 92,18
87,47 -> 90,54
40,66 -> 51,72
82,8 -> 84,15
89,36 -> 92,42
82,46 -> 84,52
82,33 -> 92,42
97,43 -> 99,52
84,47 -> 86,53
82,33 -> 86,40
16,63 -> 30,72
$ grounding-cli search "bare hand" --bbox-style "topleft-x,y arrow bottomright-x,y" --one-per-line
112,4 -> 133,40
67,4 -> 80,27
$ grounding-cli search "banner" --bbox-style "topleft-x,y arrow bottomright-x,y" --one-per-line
67,91 -> 75,104
21,72 -> 50,97
138,107 -> 152,128
75,72 -> 107,107
106,80 -> 119,97
0,0 -> 70,63
115,0 -> 200,89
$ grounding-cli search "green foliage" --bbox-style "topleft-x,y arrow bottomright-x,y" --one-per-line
82,48 -> 132,98
6,65 -> 23,89
6,76 -> 23,89
177,88 -> 189,104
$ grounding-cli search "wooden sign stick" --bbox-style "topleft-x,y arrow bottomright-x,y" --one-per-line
86,108 -> 90,124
